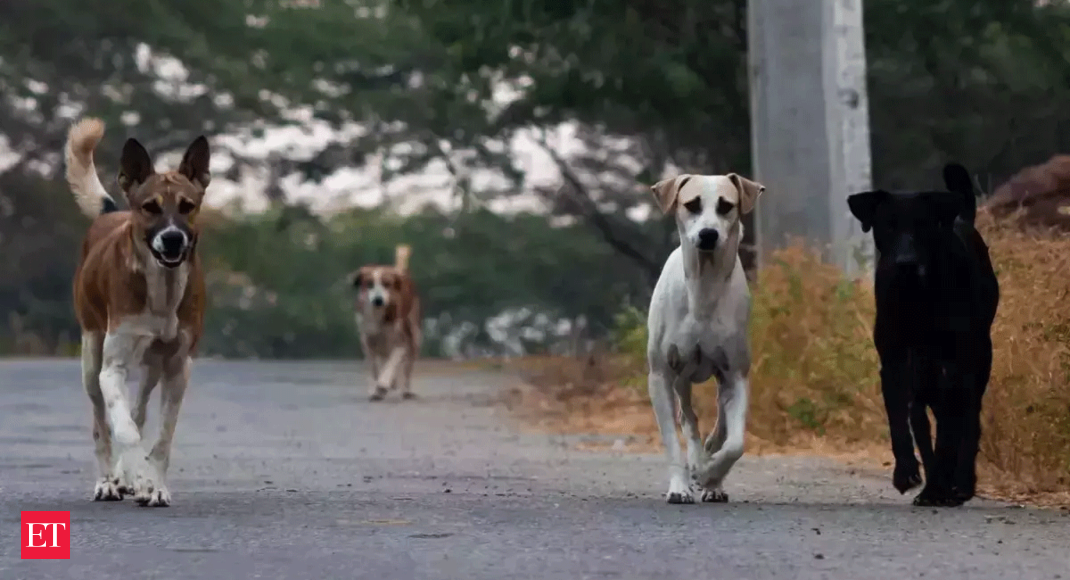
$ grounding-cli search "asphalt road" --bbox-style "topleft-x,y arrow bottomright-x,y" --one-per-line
0,358 -> 1066,580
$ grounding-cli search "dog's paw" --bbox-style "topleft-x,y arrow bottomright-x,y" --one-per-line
666,490 -> 695,504
913,485 -> 963,508
700,488 -> 729,503
892,461 -> 922,494
666,478 -> 694,504
93,476 -> 124,501
952,474 -> 977,503
368,386 -> 387,401
136,485 -> 172,508
116,453 -> 166,507
952,485 -> 976,504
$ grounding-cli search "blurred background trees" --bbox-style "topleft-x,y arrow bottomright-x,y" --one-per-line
2,0 -> 1069,357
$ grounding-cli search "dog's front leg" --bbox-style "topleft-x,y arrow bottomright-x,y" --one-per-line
649,368 -> 693,503
99,331 -> 153,502
82,332 -> 123,501
399,348 -> 416,400
954,336 -> 991,503
696,372 -> 748,496
878,350 -> 922,494
140,355 -> 190,507
371,346 -> 406,401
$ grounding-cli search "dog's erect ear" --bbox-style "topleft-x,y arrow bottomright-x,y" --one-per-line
846,190 -> 888,233
348,270 -> 363,288
179,136 -> 211,189
942,163 -> 974,195
727,173 -> 766,214
924,192 -> 964,227
118,138 -> 154,193
650,175 -> 693,214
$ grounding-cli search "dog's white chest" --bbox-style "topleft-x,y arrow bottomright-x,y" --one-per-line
667,327 -> 730,384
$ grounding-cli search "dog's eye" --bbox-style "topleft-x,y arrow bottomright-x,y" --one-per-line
178,199 -> 196,215
141,201 -> 162,215
682,198 -> 701,213
716,198 -> 735,215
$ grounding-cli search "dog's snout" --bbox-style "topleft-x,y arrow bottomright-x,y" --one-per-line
151,227 -> 189,262
696,228 -> 719,251
159,230 -> 186,254
371,295 -> 385,307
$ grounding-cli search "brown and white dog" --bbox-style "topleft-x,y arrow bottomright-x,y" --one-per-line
66,117 -> 211,507
350,245 -> 422,401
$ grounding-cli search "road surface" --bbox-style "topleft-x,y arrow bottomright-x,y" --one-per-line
0,359 -> 1066,579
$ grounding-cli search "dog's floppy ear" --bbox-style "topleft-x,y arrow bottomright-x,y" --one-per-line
923,191 -> 964,227
178,136 -> 211,189
348,270 -> 363,288
846,190 -> 888,233
650,175 -> 693,214
727,173 -> 765,214
118,138 -> 154,193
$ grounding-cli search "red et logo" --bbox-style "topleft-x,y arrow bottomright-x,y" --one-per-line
21,511 -> 70,559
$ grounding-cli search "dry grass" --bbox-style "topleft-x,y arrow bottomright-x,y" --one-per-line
511,210 -> 1070,504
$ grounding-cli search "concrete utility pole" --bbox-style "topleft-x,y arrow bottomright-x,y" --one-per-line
748,0 -> 874,277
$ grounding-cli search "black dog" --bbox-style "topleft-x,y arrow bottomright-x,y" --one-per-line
847,163 -> 999,507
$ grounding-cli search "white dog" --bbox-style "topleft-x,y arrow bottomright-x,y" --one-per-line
645,172 -> 765,504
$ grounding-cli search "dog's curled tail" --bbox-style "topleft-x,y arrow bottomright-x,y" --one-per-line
65,117 -> 117,218
942,162 -> 977,223
395,244 -> 412,273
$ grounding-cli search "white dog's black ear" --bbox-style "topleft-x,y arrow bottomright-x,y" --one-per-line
727,173 -> 765,214
846,190 -> 888,233
650,175 -> 693,214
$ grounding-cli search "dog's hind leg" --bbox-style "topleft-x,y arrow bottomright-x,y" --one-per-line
699,380 -> 730,503
140,355 -> 191,507
909,402 -> 935,488
649,368 -> 693,504
673,378 -> 713,500
132,363 -> 162,436
696,372 -> 748,495
368,353 -> 387,401
915,384 -> 965,507
955,337 -> 991,502
83,332 -> 122,501
399,349 -> 417,400
909,357 -> 938,491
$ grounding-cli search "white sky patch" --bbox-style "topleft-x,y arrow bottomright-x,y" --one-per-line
2,43 -> 661,224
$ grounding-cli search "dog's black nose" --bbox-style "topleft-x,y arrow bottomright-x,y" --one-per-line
371,296 -> 384,307
158,230 -> 186,256
697,228 -> 719,250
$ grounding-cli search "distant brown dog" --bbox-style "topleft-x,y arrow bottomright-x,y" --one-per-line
66,117 -> 211,507
350,245 -> 422,401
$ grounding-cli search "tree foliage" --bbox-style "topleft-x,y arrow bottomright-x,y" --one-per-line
3,0 -> 1070,357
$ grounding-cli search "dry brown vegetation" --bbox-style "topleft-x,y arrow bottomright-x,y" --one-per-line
511,210 -> 1070,503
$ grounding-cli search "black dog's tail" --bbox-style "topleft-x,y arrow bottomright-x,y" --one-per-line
942,162 -> 977,223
